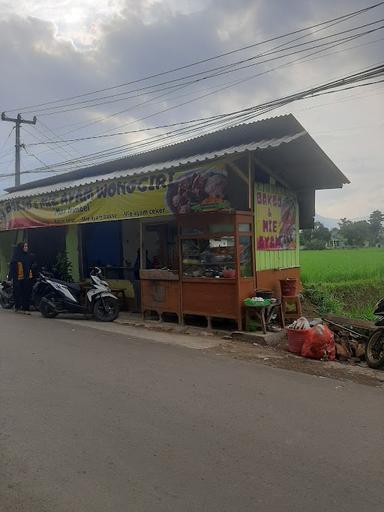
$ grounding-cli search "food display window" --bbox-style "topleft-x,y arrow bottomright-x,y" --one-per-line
178,211 -> 255,329
182,236 -> 236,279
140,211 -> 255,329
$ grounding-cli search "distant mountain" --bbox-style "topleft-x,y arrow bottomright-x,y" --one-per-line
315,214 -> 339,230
315,213 -> 368,230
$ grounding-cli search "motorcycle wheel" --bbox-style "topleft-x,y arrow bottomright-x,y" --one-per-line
40,295 -> 58,319
0,296 -> 14,309
366,329 -> 384,369
93,297 -> 119,322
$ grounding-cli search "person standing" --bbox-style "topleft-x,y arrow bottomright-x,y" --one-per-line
9,242 -> 33,314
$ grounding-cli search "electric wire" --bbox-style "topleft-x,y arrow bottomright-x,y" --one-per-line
26,63 -> 384,148
53,26 -> 384,139
3,65 -> 380,179
34,19 -> 384,117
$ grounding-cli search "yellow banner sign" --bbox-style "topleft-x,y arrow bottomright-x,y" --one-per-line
255,185 -> 298,251
0,165 -> 229,231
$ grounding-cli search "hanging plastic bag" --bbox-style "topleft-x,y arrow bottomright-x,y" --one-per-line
301,324 -> 336,361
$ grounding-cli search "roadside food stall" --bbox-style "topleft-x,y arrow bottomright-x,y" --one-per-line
139,211 -> 254,328
0,114 -> 349,329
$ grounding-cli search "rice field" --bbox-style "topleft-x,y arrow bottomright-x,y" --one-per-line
300,248 -> 384,284
300,248 -> 384,319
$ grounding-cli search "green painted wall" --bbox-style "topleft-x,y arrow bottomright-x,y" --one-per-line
107,279 -> 134,298
65,225 -> 80,282
255,182 -> 300,271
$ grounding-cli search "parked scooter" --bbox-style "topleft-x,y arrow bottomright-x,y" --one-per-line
0,279 -> 14,309
32,269 -> 55,311
0,274 -> 48,311
39,267 -> 119,322
366,298 -> 384,369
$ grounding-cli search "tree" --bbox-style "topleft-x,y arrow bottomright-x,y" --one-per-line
338,219 -> 370,247
300,221 -> 331,250
368,210 -> 384,245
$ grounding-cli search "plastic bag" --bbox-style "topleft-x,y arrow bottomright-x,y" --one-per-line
289,317 -> 310,330
301,324 -> 336,361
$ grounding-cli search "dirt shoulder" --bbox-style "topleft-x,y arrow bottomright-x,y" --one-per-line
207,340 -> 384,387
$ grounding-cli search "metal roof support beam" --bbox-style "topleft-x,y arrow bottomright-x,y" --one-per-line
253,154 -> 291,190
225,158 -> 249,185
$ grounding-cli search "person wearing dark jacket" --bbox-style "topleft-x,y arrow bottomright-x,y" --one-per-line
9,242 -> 33,314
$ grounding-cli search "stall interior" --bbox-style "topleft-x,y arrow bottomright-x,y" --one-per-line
27,226 -> 66,275
142,220 -> 178,271
82,221 -> 123,278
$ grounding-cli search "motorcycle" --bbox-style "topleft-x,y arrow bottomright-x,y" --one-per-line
39,267 -> 119,322
0,275 -> 48,311
0,279 -> 14,309
366,297 -> 384,369
32,270 -> 55,311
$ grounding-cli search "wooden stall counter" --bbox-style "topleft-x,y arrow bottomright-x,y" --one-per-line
140,270 -> 181,322
181,277 -> 240,329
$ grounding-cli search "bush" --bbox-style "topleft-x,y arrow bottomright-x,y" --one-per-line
53,252 -> 73,282
304,240 -> 327,250
304,287 -> 342,316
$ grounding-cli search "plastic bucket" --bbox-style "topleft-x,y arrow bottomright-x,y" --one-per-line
280,278 -> 298,297
287,328 -> 312,354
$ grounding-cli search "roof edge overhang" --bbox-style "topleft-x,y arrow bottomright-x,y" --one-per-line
0,114 -> 349,202
0,131 -> 308,202
3,114 -> 309,193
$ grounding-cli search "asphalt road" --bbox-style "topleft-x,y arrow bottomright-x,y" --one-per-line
1,311 -> 383,512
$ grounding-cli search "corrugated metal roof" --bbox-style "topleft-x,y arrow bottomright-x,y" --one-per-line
0,132 -> 305,201
7,113 -> 349,194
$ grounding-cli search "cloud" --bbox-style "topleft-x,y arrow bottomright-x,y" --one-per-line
0,0 -> 383,218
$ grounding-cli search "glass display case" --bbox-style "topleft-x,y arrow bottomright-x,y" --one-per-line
178,211 -> 255,329
182,236 -> 236,279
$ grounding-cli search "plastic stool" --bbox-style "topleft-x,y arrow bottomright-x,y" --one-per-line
282,295 -> 302,321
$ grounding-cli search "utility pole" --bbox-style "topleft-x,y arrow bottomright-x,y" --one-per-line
1,112 -> 37,187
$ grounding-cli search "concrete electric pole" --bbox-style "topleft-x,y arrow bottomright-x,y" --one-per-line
1,112 -> 37,187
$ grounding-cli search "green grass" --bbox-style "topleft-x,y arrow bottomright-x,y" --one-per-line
300,249 -> 384,320
300,248 -> 384,284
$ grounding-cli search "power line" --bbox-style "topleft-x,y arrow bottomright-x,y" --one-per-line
22,145 -> 52,171
31,77 -> 381,170
34,18 -> 384,117
38,119 -> 83,158
28,39 -> 384,147
49,24 -> 384,140
4,1 -> 384,115
23,125 -> 76,163
0,126 -> 15,157
292,80 -> 384,113
5,64 -> 380,179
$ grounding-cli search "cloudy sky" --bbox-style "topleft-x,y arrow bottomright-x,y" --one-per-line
0,0 -> 383,220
